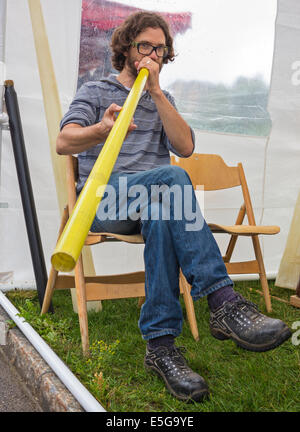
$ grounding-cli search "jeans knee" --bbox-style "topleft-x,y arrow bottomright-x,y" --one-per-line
159,165 -> 191,186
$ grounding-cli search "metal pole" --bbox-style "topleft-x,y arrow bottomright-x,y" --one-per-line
0,291 -> 105,412
4,80 -> 52,311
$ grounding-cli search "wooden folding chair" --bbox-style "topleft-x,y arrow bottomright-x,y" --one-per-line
290,276 -> 300,308
171,153 -> 280,314
41,155 -> 199,356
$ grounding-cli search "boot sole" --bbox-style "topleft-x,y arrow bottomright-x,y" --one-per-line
144,361 -> 209,402
210,325 -> 292,352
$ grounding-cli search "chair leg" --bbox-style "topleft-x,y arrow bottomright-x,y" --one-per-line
41,266 -> 58,315
41,206 -> 69,315
180,271 -> 199,341
74,255 -> 89,356
224,204 -> 246,262
138,297 -> 145,308
252,235 -> 272,313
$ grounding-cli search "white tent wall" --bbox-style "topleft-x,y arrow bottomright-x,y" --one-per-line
0,0 -> 81,288
0,0 -> 299,289
262,0 -> 300,275
0,0 -> 7,199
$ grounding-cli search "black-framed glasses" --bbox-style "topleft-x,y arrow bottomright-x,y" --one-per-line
131,41 -> 169,58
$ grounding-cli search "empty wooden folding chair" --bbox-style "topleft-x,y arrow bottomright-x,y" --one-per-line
171,153 -> 280,314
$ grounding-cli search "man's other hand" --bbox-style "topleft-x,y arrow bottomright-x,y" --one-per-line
100,103 -> 137,139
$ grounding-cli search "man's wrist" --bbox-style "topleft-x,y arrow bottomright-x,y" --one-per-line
149,87 -> 164,101
95,121 -> 109,142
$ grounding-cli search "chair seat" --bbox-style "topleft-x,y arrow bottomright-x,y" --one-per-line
85,231 -> 144,245
208,223 -> 280,236
85,224 -> 280,246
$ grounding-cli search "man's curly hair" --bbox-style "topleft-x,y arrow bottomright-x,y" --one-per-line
111,11 -> 175,72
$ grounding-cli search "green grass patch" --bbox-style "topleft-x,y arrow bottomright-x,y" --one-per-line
5,280 -> 300,412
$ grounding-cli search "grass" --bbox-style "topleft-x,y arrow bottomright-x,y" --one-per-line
5,280 -> 300,412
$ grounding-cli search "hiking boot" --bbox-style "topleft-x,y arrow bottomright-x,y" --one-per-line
144,345 -> 209,402
209,295 -> 292,352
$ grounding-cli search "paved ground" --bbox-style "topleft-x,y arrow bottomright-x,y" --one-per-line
0,348 -> 42,412
0,303 -> 83,412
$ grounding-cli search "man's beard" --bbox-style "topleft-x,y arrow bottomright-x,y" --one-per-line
126,55 -> 139,79
125,53 -> 163,79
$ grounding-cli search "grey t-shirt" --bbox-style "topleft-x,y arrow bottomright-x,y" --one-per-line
60,74 -> 195,192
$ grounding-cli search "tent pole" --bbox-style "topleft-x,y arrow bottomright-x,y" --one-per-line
4,80 -> 51,310
27,0 -> 100,312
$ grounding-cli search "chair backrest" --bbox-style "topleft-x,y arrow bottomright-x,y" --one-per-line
66,155 -> 79,214
171,153 -> 257,225
171,153 -> 241,191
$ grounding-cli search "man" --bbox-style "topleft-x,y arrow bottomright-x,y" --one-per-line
57,11 -> 291,402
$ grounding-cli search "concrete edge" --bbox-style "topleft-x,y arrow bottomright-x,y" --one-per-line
0,304 -> 84,412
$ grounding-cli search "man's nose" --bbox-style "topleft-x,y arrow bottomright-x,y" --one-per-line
149,49 -> 159,61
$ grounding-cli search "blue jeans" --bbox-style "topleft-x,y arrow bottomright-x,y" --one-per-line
90,165 -> 233,340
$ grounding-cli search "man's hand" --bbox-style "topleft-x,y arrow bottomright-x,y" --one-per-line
100,103 -> 137,139
135,57 -> 161,97
134,59 -> 194,158
56,103 -> 137,155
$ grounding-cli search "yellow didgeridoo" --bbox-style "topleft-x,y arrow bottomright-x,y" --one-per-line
51,68 -> 149,272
